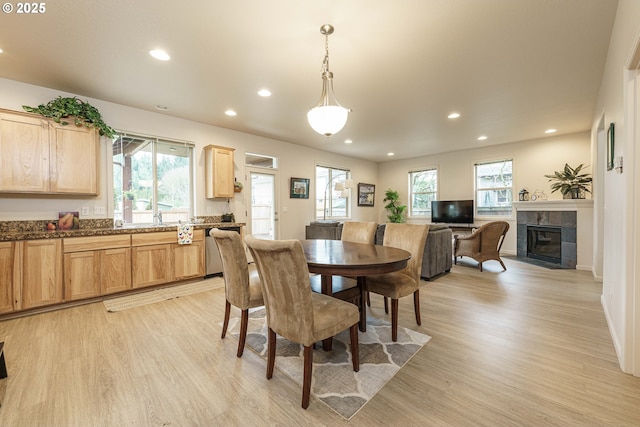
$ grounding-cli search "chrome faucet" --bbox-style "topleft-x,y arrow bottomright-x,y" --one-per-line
154,211 -> 163,225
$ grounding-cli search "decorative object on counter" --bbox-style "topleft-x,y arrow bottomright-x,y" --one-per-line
607,123 -> 615,171
58,212 -> 79,230
518,188 -> 529,201
529,189 -> 547,202
233,180 -> 243,193
544,163 -> 592,199
357,183 -> 375,206
46,221 -> 57,231
221,213 -> 235,223
290,177 -> 310,199
383,189 -> 407,223
23,96 -> 117,138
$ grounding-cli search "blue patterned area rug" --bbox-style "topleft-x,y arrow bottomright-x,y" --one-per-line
225,309 -> 431,420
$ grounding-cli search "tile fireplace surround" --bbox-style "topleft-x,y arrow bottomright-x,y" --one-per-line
513,200 -> 594,270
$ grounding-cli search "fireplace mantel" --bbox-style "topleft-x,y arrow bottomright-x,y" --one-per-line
514,199 -> 593,270
513,199 -> 593,211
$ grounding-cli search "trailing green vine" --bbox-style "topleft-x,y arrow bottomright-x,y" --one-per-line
23,96 -> 117,138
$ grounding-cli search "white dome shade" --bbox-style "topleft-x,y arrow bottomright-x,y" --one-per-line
307,105 -> 349,137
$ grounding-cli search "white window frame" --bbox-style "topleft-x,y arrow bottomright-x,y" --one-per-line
474,159 -> 513,218
315,165 -> 351,220
408,167 -> 438,217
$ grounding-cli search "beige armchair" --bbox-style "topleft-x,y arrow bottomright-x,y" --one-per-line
453,221 -> 509,272
209,229 -> 264,358
365,223 -> 429,341
245,235 -> 360,409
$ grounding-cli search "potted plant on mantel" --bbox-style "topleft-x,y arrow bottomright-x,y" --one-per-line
383,188 -> 407,223
544,163 -> 593,199
23,96 -> 117,138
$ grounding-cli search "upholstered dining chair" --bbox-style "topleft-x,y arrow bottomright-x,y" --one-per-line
245,235 -> 360,409
340,221 -> 378,244
209,229 -> 264,358
365,223 -> 429,342
454,221 -> 510,272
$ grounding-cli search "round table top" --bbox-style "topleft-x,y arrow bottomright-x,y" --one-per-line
300,239 -> 411,276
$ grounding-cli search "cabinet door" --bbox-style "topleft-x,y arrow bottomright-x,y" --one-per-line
204,145 -> 235,198
0,112 -> 49,192
0,242 -> 16,313
172,240 -> 204,280
132,244 -> 172,288
64,250 -> 101,300
49,123 -> 99,195
102,247 -> 132,294
21,239 -> 63,309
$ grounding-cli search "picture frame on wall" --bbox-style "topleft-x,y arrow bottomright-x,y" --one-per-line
357,183 -> 375,206
290,177 -> 310,199
607,122 -> 615,171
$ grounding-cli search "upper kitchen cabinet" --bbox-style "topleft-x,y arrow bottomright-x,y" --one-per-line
204,144 -> 235,198
0,109 -> 100,195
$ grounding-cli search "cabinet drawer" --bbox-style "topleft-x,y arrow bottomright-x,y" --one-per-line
131,229 -> 204,246
64,235 -> 131,252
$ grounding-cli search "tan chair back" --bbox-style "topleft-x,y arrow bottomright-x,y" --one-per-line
478,221 -> 509,254
245,235 -> 315,346
341,221 -> 378,244
382,223 -> 430,282
210,229 -> 252,309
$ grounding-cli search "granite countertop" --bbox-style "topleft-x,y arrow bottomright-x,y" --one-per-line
0,222 -> 245,242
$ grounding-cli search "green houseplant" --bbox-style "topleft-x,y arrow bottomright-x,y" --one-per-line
544,163 -> 592,199
383,189 -> 407,223
23,96 -> 117,138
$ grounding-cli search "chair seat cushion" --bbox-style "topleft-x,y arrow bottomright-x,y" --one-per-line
310,293 -> 359,343
366,272 -> 418,299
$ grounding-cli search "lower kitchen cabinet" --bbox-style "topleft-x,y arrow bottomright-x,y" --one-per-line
131,243 -> 172,288
173,239 -> 205,280
21,239 -> 63,310
63,235 -> 132,300
0,242 -> 17,313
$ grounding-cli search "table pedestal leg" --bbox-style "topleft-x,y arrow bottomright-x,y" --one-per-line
321,275 -> 333,351
357,277 -> 367,332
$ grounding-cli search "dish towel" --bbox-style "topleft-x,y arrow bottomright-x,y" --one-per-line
177,224 -> 193,245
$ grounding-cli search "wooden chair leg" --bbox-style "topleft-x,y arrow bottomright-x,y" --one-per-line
413,290 -> 421,325
302,345 -> 313,409
384,296 -> 389,314
237,309 -> 249,358
366,291 -> 370,307
479,262 -> 483,272
349,324 -> 359,372
499,259 -> 507,271
221,300 -> 231,339
391,299 -> 399,342
266,328 -> 276,379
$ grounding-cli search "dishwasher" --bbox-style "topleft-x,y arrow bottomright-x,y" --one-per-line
205,226 -> 242,277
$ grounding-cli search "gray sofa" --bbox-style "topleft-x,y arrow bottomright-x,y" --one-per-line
375,223 -> 452,280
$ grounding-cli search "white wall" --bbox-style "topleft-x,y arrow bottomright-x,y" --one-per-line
0,78 -> 378,240
592,0 -> 640,375
378,132 -> 592,258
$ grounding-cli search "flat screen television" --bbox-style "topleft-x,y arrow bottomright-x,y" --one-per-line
431,200 -> 474,224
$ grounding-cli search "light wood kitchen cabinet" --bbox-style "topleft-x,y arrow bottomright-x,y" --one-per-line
0,242 -> 18,314
131,230 -> 205,287
204,144 -> 235,198
20,239 -> 63,310
63,235 -> 132,300
0,108 -> 100,195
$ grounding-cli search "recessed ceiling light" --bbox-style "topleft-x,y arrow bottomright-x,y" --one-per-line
344,139 -> 352,144
149,49 -> 170,61
225,109 -> 237,117
257,89 -> 271,97
155,105 -> 168,111
448,112 -> 461,119
387,152 -> 395,156
478,135 -> 488,141
545,128 -> 557,134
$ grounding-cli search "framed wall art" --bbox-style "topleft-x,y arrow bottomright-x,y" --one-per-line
290,177 -> 310,199
357,183 -> 375,206
607,122 -> 615,171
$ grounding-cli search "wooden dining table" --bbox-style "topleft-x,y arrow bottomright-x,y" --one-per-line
300,239 -> 411,336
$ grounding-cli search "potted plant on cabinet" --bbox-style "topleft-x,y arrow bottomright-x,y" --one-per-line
544,163 -> 592,199
23,96 -> 117,138
383,189 -> 407,223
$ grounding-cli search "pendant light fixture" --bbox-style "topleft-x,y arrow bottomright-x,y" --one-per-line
307,24 -> 351,137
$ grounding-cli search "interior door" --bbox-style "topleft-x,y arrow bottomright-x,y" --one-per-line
248,170 -> 278,241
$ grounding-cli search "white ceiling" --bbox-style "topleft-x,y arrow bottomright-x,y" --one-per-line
0,0 -> 618,162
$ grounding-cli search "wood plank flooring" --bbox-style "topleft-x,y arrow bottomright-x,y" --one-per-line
0,257 -> 639,426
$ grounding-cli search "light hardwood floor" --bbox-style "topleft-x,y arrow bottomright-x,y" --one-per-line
0,257 -> 639,426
